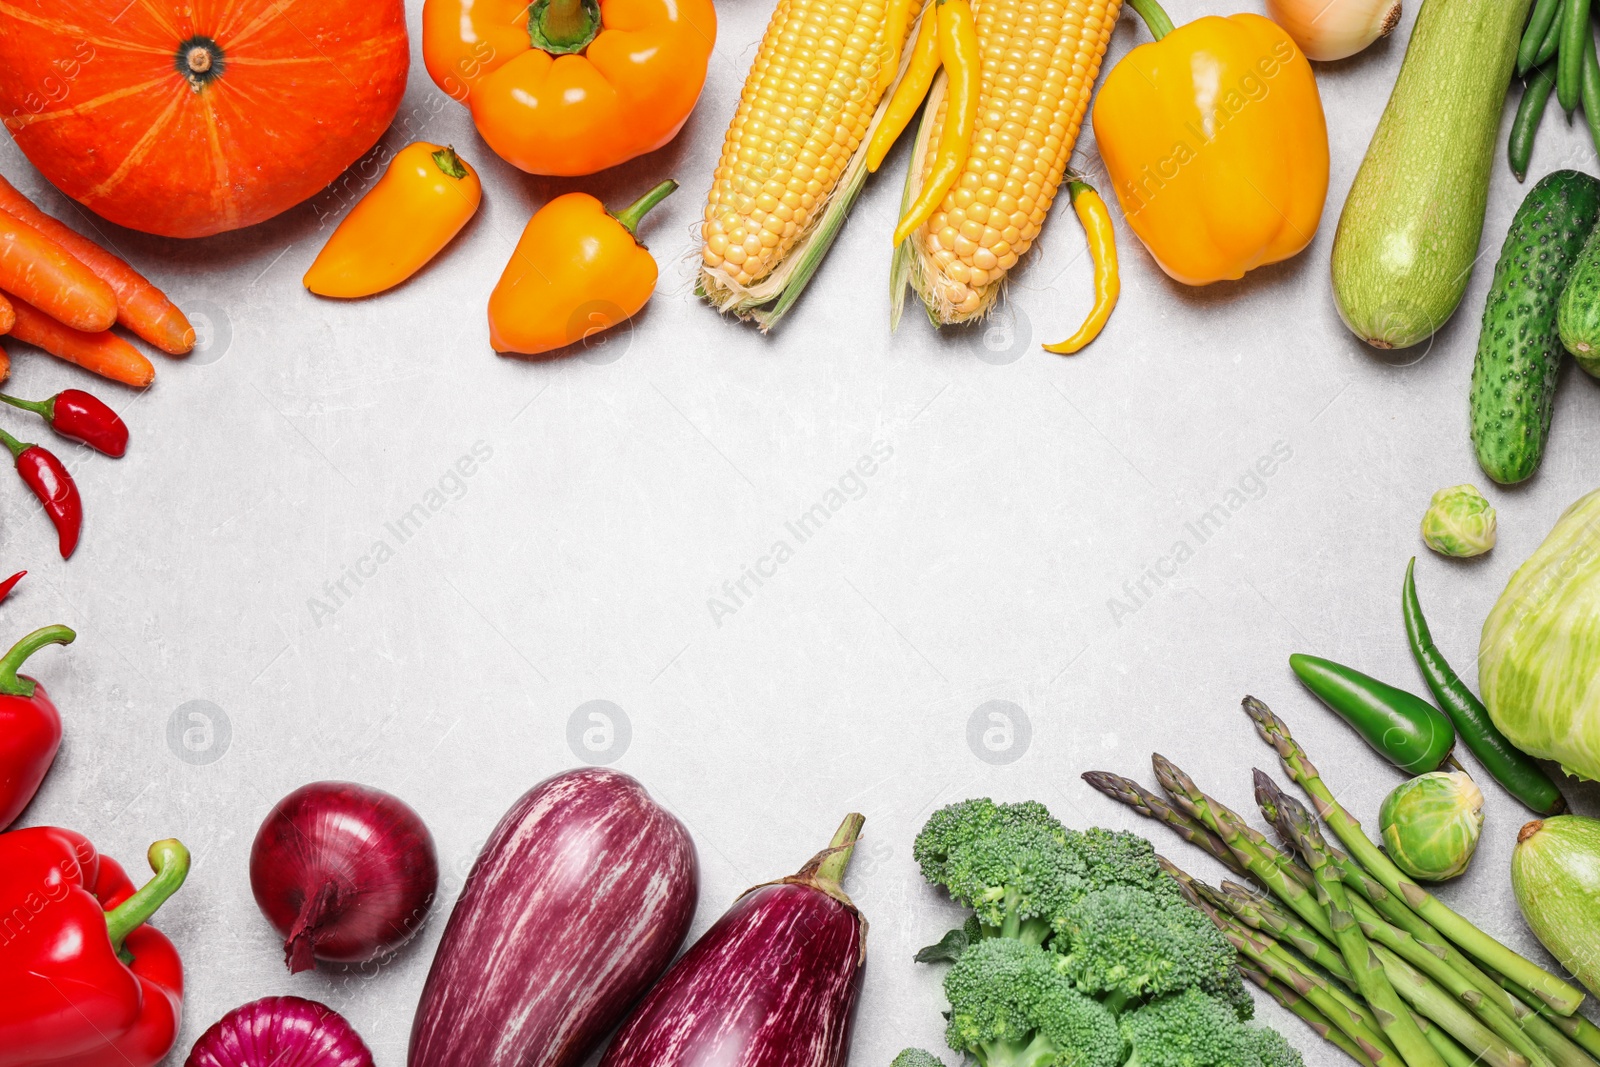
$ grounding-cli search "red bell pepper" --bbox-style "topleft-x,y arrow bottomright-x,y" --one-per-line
0,624 -> 74,829
0,827 -> 188,1067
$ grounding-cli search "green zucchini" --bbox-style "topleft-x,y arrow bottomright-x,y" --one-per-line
1470,170 -> 1600,485
1331,0 -> 1531,350
1558,219 -> 1600,375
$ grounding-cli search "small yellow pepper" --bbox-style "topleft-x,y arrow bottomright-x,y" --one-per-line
875,0 -> 921,94
1045,181 -> 1119,355
893,0 -> 979,246
305,142 -> 482,298
867,9 -> 941,172
1091,0 -> 1329,286
488,180 -> 676,355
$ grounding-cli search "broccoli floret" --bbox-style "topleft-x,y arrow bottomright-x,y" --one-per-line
916,800 -> 1087,944
892,1050 -> 948,1067
1119,988 -> 1268,1067
945,937 -> 1122,1067
1069,827 -> 1165,895
1053,885 -> 1251,1019
1246,1027 -> 1305,1067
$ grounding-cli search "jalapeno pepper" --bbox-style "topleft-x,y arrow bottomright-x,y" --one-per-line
1402,558 -> 1566,815
1289,652 -> 1456,774
0,426 -> 83,558
0,390 -> 128,457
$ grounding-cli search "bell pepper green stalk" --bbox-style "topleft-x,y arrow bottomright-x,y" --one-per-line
106,839 -> 190,956
1244,696 -> 1587,1016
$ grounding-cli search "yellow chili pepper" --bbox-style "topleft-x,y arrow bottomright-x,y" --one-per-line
1091,0 -> 1328,285
893,0 -> 978,247
867,9 -> 942,173
876,0 -> 918,94
488,179 -> 677,355
1044,181 -> 1120,355
305,142 -> 482,298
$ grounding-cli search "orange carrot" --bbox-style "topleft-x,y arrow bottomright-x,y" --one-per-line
0,176 -> 193,354
0,340 -> 10,383
0,209 -> 116,334
0,292 -> 12,335
6,295 -> 153,387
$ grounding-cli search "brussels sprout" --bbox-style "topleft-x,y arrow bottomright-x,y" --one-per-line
1379,772 -> 1484,881
1421,485 -> 1496,558
1481,487 -> 1600,781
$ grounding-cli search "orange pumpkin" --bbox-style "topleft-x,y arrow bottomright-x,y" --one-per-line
0,1 -> 409,239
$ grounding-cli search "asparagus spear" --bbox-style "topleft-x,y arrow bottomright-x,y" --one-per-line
1257,772 -> 1560,1067
1240,960 -> 1380,1067
1163,858 -> 1402,1065
1244,696 -> 1586,1017
1269,783 -> 1448,1067
1216,880 -> 1355,985
1080,770 -> 1252,879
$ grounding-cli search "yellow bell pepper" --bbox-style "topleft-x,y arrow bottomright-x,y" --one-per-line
1091,0 -> 1329,286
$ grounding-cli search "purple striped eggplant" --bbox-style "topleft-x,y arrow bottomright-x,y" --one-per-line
597,813 -> 869,1067
408,768 -> 698,1067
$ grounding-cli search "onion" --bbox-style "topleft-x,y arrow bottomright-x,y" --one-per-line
1265,0 -> 1401,62
250,780 -> 439,972
186,996 -> 375,1067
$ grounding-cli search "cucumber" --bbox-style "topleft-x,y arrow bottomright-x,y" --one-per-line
1470,170 -> 1600,485
1557,223 -> 1600,374
1331,0 -> 1531,350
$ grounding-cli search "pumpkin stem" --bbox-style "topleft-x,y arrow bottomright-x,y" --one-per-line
175,36 -> 226,88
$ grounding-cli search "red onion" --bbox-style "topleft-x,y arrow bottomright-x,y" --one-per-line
186,997 -> 374,1067
250,781 -> 438,973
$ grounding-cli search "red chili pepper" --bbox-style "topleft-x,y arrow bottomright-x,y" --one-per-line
0,827 -> 188,1067
0,426 -> 82,558
0,570 -> 23,604
0,389 -> 128,457
0,624 -> 73,830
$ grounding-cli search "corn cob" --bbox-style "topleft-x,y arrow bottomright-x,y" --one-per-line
896,0 -> 1122,325
699,0 -> 918,329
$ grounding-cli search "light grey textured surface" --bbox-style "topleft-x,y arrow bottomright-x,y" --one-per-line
3,1 -> 1598,1065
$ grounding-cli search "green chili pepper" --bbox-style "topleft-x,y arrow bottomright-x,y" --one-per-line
1522,0 -> 1563,74
1288,653 -> 1455,774
1511,60 -> 1558,181
1559,0 -> 1591,112
1402,558 -> 1566,815
1534,9 -> 1564,68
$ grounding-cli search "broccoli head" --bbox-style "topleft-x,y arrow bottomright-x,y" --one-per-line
1119,988 -> 1276,1067
1052,884 -> 1251,1018
1067,827 -> 1166,895
891,1050 -> 948,1067
915,800 -> 1087,944
1246,1027 -> 1305,1067
944,936 -> 1122,1067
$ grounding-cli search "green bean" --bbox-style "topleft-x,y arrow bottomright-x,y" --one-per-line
1511,60 -> 1559,181
1560,0 -> 1592,111
1523,0 -> 1565,74
1583,22 -> 1600,159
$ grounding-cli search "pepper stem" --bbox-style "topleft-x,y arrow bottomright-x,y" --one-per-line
0,424 -> 29,461
106,839 -> 190,954
432,146 -> 469,180
529,0 -> 602,54
0,393 -> 52,420
1123,0 -> 1176,40
612,180 -> 679,240
0,624 -> 74,697
813,812 -> 867,886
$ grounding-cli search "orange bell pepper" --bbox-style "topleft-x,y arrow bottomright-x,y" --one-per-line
1091,0 -> 1329,286
422,0 -> 716,177
488,180 -> 677,355
304,143 -> 482,299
